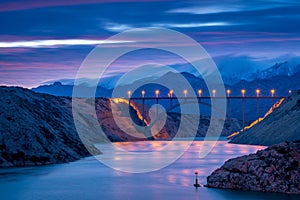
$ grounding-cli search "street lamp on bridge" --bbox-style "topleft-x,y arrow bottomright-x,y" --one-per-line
270,89 -> 275,97
256,89 -> 260,121
141,90 -> 145,98
256,89 -> 260,97
169,90 -> 174,98
127,90 -> 131,98
155,90 -> 160,98
241,89 -> 246,130
198,89 -> 202,97
226,89 -> 231,97
212,89 -> 216,97
183,89 -> 188,97
241,89 -> 246,97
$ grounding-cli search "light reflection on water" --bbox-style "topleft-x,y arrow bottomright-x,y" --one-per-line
0,141 -> 297,200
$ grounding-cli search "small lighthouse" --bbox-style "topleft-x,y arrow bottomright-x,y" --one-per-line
194,169 -> 200,188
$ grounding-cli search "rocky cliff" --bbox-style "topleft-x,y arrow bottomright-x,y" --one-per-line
0,86 -> 93,167
207,141 -> 300,195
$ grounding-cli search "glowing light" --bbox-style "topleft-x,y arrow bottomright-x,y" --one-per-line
241,89 -> 246,97
212,89 -> 216,97
289,90 -> 292,95
195,169 -> 199,175
169,90 -> 174,98
141,90 -> 145,98
111,98 -> 148,125
198,89 -> 202,97
155,90 -> 159,98
270,89 -> 275,97
256,89 -> 260,97
127,91 -> 131,98
226,89 -> 231,97
183,89 -> 188,97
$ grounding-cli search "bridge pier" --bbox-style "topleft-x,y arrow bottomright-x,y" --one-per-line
256,97 -> 260,122
227,97 -> 230,120
142,98 -> 145,126
242,97 -> 245,131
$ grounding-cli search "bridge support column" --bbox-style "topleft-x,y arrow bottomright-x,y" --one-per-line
242,97 -> 245,131
256,97 -> 260,122
227,97 -> 230,120
156,97 -> 158,117
142,98 -> 145,126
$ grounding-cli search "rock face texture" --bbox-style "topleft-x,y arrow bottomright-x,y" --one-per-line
0,87 -> 157,167
230,89 -> 300,146
0,86 -> 92,167
207,141 -> 300,194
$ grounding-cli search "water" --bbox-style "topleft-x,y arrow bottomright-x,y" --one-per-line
0,141 -> 298,200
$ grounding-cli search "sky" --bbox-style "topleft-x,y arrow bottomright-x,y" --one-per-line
0,0 -> 300,88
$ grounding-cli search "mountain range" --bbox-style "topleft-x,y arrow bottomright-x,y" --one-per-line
32,61 -> 300,121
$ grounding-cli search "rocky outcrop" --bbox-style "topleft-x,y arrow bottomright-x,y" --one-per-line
230,89 -> 300,146
207,141 -> 300,194
0,86 -> 94,167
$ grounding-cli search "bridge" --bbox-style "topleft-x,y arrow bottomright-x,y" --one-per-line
113,89 -> 288,131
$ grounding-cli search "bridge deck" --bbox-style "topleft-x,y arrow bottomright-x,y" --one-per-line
127,96 -> 285,100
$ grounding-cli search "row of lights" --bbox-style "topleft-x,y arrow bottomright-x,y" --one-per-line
127,89 -> 285,98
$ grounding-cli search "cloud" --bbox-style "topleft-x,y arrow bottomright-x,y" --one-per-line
103,21 -> 235,32
0,39 -> 134,48
154,22 -> 237,28
167,5 -> 242,15
104,23 -> 134,32
167,2 -> 290,15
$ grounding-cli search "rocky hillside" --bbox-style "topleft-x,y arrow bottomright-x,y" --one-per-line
207,141 -> 300,195
230,89 -> 300,146
0,86 -> 242,167
0,86 -> 175,167
0,86 -> 94,167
